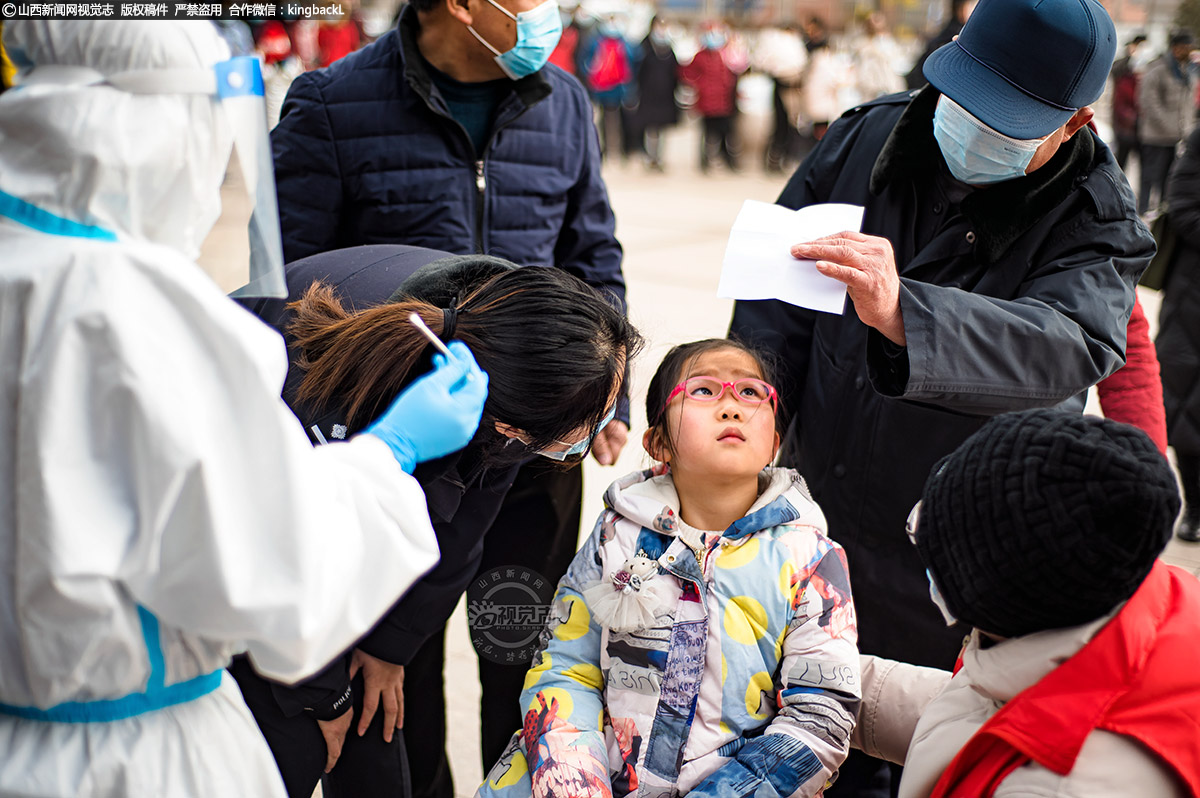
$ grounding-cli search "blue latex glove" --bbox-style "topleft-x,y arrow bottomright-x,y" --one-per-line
364,341 -> 489,473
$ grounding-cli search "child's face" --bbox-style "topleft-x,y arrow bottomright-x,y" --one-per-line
646,347 -> 780,478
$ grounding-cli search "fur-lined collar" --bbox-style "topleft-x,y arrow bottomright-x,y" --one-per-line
869,87 -> 1095,264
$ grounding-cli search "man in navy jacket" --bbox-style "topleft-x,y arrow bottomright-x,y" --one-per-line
270,2 -> 628,795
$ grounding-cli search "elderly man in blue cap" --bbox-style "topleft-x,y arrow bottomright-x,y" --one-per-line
729,0 -> 1155,794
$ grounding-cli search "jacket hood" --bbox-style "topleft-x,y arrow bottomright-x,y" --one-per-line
603,466 -> 826,541
0,22 -> 234,260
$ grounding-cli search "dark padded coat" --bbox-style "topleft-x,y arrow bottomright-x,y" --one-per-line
1160,126 -> 1200,455
271,5 -> 625,309
730,88 -> 1154,668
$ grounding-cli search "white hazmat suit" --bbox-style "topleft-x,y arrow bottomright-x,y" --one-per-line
0,22 -> 445,796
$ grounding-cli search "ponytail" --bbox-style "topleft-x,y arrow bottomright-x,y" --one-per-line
289,283 -> 453,430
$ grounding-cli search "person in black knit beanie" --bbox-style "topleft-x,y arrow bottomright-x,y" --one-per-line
915,408 -> 1180,637
847,408 -> 1200,797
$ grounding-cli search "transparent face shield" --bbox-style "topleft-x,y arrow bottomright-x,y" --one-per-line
16,57 -> 287,299
208,58 -> 285,299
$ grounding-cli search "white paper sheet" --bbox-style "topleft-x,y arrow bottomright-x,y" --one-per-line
717,200 -> 866,314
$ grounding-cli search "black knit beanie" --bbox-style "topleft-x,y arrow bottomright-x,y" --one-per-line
915,409 -> 1180,638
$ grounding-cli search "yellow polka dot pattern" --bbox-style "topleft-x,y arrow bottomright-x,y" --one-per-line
724,595 -> 768,645
563,663 -> 604,691
715,537 -> 760,570
528,686 -> 575,721
779,560 -> 797,605
489,747 -> 529,789
555,595 -> 591,641
523,652 -> 552,691
743,671 -> 773,720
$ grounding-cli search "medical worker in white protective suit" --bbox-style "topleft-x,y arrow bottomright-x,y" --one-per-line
0,21 -> 490,797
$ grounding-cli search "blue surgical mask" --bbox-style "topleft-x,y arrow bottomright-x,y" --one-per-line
537,404 -> 617,461
701,32 -> 726,50
467,0 -> 563,80
932,95 -> 1048,185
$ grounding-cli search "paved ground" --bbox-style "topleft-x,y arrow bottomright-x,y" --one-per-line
435,118 -> 1200,797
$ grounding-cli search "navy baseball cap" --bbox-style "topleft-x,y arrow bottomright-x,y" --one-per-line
923,0 -> 1117,140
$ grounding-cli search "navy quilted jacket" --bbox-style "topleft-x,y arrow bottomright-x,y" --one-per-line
272,6 -> 626,308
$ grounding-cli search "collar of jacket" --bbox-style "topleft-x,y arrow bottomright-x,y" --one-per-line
870,86 -> 1095,265
397,5 -> 552,116
603,467 -> 821,542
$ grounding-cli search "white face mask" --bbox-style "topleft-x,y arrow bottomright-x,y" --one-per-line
932,95 -> 1050,185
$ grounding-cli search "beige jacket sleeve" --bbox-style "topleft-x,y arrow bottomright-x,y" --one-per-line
851,655 -> 952,765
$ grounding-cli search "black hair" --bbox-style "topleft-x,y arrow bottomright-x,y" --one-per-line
407,0 -> 438,14
643,338 -> 783,457
289,267 -> 643,465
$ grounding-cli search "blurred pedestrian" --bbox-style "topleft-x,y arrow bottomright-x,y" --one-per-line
1110,34 -> 1147,172
631,16 -> 680,171
547,6 -> 579,75
1159,125 -> 1200,542
213,18 -> 255,56
853,12 -> 903,102
317,7 -> 363,67
679,21 -> 742,172
904,0 -> 976,91
754,22 -> 807,173
800,16 -> 842,141
270,0 -> 630,794
255,20 -> 305,128
1096,296 -> 1168,456
1138,30 -> 1197,215
580,15 -> 636,161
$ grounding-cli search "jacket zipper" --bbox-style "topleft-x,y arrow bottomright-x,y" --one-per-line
414,64 -> 540,255
473,160 -> 486,254
470,108 -> 525,253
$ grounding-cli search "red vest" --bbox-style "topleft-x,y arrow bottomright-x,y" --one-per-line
931,562 -> 1200,798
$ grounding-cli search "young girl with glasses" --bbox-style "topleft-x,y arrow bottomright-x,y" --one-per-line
477,338 -> 860,798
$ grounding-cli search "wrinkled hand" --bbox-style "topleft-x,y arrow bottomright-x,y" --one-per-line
591,420 -> 629,466
792,231 -> 906,345
317,707 -> 353,773
350,648 -> 405,742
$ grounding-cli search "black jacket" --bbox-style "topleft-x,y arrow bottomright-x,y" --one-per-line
730,88 -> 1154,667
1160,126 -> 1200,454
631,37 -> 679,129
272,6 -> 625,310
241,245 -> 521,717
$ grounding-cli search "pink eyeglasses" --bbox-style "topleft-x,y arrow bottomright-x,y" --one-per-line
661,376 -> 779,417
